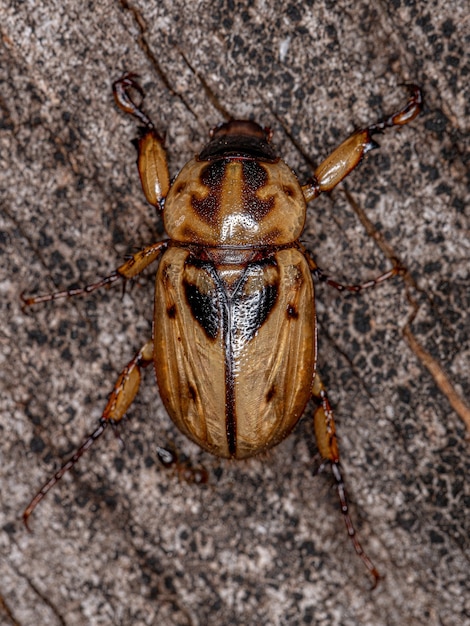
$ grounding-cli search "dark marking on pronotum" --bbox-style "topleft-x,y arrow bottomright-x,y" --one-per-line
241,160 -> 275,221
191,160 -> 225,225
242,159 -> 268,191
167,304 -> 177,318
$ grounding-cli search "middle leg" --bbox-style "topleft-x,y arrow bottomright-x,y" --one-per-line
23,340 -> 155,528
301,242 -> 404,294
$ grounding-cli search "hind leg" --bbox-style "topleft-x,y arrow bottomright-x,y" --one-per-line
312,372 -> 380,588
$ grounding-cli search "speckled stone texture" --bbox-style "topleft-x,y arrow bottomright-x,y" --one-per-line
1,1 -> 468,625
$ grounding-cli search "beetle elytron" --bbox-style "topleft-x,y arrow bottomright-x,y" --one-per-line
23,75 -> 422,586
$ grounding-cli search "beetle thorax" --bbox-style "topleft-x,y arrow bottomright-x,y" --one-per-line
164,157 -> 306,247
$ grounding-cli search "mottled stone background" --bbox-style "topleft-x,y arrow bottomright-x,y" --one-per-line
1,1 -> 469,625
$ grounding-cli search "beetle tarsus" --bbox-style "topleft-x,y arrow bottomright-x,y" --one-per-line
315,266 -> 401,293
330,461 -> 381,589
21,272 -> 123,307
302,84 -> 422,203
113,73 -> 155,129
312,374 -> 381,585
301,245 -> 402,294
368,84 -> 423,134
23,419 -> 109,529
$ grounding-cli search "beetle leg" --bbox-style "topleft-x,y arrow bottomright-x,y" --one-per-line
313,265 -> 403,293
302,85 -> 422,202
21,241 -> 167,308
113,73 -> 154,128
113,74 -> 170,210
312,373 -> 381,588
134,128 -> 171,210
23,340 -> 154,529
101,340 -> 154,424
115,240 -> 168,278
301,243 -> 403,293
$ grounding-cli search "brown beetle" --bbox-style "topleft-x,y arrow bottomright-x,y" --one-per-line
23,75 -> 422,587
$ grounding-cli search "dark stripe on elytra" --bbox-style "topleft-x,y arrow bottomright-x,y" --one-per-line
224,301 -> 237,458
190,160 -> 225,225
183,256 -> 280,458
182,256 -> 237,456
241,160 -> 275,221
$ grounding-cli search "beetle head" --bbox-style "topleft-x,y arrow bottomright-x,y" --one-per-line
199,120 -> 278,162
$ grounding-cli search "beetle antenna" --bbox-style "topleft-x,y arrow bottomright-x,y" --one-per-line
23,418 -> 109,531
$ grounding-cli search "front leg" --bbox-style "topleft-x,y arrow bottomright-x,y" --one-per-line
312,373 -> 380,588
302,85 -> 422,202
113,74 -> 170,210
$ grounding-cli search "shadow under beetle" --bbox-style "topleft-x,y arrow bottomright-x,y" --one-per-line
23,74 -> 422,587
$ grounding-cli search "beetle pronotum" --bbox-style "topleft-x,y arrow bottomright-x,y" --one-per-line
23,75 -> 422,587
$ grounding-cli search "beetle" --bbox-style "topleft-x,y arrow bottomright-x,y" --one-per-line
23,74 -> 422,587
